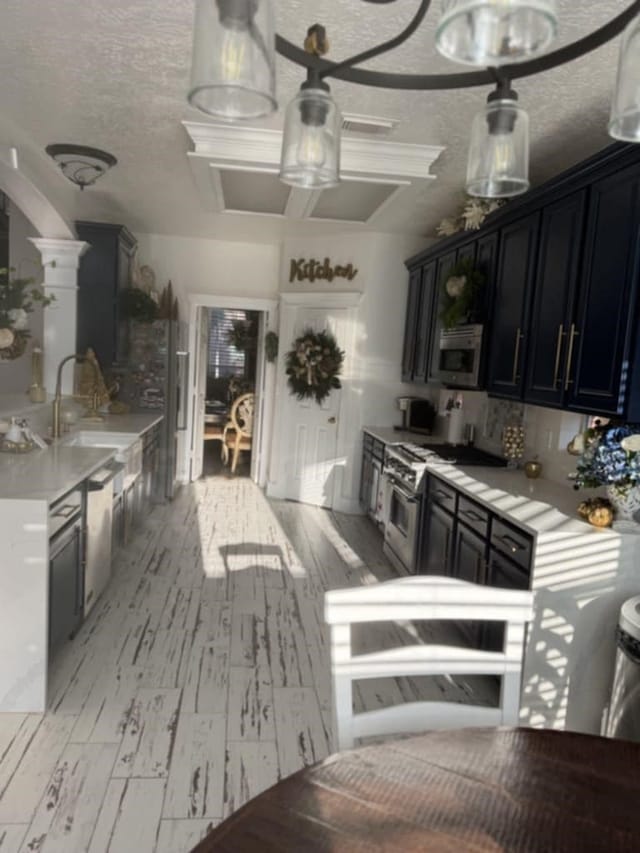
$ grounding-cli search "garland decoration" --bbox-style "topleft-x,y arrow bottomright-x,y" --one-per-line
440,258 -> 485,329
285,328 -> 344,404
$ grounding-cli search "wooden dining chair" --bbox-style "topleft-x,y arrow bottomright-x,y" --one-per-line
325,575 -> 534,750
222,392 -> 254,473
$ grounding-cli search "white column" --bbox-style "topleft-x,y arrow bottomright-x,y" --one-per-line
28,238 -> 88,395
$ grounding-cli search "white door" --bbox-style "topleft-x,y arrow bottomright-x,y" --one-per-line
190,307 -> 209,481
274,298 -> 357,508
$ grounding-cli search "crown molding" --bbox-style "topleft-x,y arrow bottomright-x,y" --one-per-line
183,121 -> 444,179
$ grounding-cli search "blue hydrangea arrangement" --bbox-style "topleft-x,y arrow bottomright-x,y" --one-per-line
574,424 -> 640,491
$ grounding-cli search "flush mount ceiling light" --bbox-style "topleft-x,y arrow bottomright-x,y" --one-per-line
45,144 -> 117,190
188,0 -> 640,197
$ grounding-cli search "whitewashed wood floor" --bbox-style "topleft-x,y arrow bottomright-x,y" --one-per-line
0,471 -> 491,853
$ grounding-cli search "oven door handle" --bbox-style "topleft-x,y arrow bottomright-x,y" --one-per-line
389,478 -> 420,503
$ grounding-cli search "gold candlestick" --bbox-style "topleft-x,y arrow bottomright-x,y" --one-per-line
29,341 -> 46,403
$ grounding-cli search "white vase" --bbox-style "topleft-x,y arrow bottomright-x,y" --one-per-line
606,484 -> 640,521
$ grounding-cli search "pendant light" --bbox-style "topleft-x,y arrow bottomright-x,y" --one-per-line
188,0 -> 277,120
279,73 -> 341,189
466,84 -> 530,198
436,0 -> 558,66
609,15 -> 640,141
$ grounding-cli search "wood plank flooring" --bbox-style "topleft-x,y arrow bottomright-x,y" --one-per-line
0,471 -> 491,853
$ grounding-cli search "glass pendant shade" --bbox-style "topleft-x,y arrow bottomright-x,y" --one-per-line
188,0 -> 276,120
436,0 -> 558,66
609,16 -> 640,141
466,95 -> 530,198
279,87 -> 341,189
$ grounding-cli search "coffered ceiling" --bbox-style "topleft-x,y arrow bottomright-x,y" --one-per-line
0,1 -> 627,243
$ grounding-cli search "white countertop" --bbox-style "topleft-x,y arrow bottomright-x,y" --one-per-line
424,461 -> 617,539
65,412 -> 163,436
363,426 -> 443,445
0,445 -> 116,502
0,413 -> 163,502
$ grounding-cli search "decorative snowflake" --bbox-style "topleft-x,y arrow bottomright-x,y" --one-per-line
436,217 -> 461,237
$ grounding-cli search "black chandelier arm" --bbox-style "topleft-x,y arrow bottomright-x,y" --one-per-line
275,0 -> 640,91
317,0 -> 432,81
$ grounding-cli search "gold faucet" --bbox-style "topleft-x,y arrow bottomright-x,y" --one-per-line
51,353 -> 102,439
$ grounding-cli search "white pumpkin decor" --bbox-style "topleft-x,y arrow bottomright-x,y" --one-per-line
7,308 -> 28,330
0,327 -> 16,349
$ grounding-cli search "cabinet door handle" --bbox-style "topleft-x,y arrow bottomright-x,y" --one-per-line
461,509 -> 484,522
564,324 -> 579,390
497,534 -> 524,553
553,324 -> 565,389
435,489 -> 453,501
512,328 -> 524,384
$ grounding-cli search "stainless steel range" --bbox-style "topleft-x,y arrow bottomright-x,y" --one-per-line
382,443 -> 434,574
382,442 -> 506,574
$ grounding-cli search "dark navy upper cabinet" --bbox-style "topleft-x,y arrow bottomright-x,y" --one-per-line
486,213 -> 540,400
76,222 -> 137,370
567,163 -> 640,418
401,268 -> 422,382
401,262 -> 437,383
429,250 -> 457,380
413,261 -> 436,382
524,192 -> 586,408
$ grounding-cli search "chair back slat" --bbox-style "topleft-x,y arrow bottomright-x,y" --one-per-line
326,575 -> 534,750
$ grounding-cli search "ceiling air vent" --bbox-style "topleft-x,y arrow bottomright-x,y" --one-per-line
341,113 -> 398,136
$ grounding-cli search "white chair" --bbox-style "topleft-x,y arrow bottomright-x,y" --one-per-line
325,575 -> 534,751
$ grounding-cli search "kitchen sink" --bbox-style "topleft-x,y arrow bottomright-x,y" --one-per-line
62,430 -> 139,449
61,431 -> 143,486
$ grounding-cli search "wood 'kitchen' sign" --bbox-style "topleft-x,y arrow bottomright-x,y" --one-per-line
289,257 -> 358,284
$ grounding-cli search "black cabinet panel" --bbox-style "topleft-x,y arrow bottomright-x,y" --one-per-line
525,192 -> 586,408
76,222 -> 137,371
429,251 -> 457,380
567,163 -> 640,417
418,500 -> 454,575
484,548 -> 531,651
486,213 -> 540,399
452,522 -> 488,646
401,268 -> 422,382
413,262 -> 436,381
452,522 -> 487,585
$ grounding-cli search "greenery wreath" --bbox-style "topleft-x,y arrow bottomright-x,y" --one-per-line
285,328 -> 344,404
440,258 -> 485,329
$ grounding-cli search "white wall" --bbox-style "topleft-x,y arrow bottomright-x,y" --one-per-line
271,230 -> 430,509
134,232 -> 281,318
0,201 -> 43,394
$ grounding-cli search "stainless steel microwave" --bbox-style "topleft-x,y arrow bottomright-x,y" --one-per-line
433,324 -> 483,388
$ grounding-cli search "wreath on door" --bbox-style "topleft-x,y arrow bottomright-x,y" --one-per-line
285,328 -> 344,404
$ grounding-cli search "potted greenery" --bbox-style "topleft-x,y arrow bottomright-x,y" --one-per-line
0,267 -> 54,360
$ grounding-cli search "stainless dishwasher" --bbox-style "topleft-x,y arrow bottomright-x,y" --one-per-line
85,464 -> 122,616
49,487 -> 84,652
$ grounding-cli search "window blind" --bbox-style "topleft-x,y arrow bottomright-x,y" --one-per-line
207,308 -> 247,379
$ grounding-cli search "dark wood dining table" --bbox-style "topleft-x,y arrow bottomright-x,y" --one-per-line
192,727 -> 640,852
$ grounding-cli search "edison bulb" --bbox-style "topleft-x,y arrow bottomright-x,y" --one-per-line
296,124 -> 327,168
219,23 -> 249,82
485,133 -> 516,178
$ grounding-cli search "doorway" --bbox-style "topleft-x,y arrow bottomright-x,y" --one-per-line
203,307 -> 260,477
185,295 -> 278,488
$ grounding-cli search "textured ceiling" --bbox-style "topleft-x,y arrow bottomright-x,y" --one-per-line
0,1 -> 627,242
